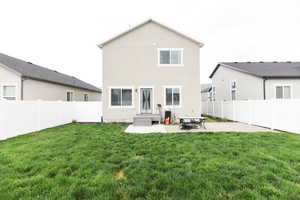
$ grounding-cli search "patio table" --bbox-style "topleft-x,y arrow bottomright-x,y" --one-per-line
179,116 -> 206,130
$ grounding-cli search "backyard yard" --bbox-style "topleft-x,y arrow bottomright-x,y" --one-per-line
1,123 -> 300,200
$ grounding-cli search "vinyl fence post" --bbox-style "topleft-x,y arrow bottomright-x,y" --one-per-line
207,101 -> 210,115
248,100 -> 252,125
0,102 -> 4,139
233,101 -> 236,121
37,100 -> 41,131
221,101 -> 224,118
271,99 -> 275,130
212,101 -> 215,116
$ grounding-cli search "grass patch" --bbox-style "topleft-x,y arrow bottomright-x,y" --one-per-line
1,123 -> 300,199
202,114 -> 232,122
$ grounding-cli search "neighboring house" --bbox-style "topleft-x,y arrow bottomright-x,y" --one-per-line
0,53 -> 102,101
209,62 -> 300,101
201,83 -> 212,101
99,19 -> 204,122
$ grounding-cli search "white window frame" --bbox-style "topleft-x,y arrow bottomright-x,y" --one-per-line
163,86 -> 182,108
138,86 -> 155,114
66,90 -> 74,102
0,83 -> 17,100
157,48 -> 184,67
230,80 -> 237,101
109,86 -> 134,108
274,84 -> 293,99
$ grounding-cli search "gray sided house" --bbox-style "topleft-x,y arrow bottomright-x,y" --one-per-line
0,53 -> 101,101
99,19 -> 204,122
201,83 -> 212,101
209,62 -> 300,101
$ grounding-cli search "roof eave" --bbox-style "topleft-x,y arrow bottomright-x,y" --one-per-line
0,63 -> 22,77
209,63 -> 264,79
22,76 -> 102,93
98,19 -> 204,48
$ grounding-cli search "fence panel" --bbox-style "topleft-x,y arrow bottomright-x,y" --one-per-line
223,101 -> 234,120
214,101 -> 222,117
74,102 -> 103,122
235,101 -> 250,124
201,99 -> 300,134
272,100 -> 300,133
0,101 -> 102,140
251,100 -> 272,128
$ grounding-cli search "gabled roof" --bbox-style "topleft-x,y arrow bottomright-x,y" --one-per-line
201,83 -> 212,93
98,19 -> 204,48
0,53 -> 101,92
209,62 -> 300,79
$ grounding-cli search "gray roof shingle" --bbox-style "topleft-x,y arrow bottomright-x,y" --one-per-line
0,53 -> 101,92
210,62 -> 300,78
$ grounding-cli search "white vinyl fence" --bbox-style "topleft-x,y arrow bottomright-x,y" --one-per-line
0,101 -> 102,140
202,100 -> 300,134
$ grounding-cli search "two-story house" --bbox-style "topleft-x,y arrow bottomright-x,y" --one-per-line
99,19 -> 204,122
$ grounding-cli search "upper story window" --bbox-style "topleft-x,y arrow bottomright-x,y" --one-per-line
110,87 -> 133,108
1,85 -> 17,100
158,48 -> 183,66
230,80 -> 237,100
275,85 -> 291,99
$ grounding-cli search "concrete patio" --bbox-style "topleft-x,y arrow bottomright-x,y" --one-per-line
125,122 -> 276,134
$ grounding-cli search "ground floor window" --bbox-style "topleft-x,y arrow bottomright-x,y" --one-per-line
1,85 -> 17,100
110,87 -> 133,107
230,80 -> 237,100
275,85 -> 291,99
84,94 -> 88,101
67,91 -> 74,101
165,87 -> 181,106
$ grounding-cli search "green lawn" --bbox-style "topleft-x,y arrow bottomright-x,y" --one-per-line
1,124 -> 300,200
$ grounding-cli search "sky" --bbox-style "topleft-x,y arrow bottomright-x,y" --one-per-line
1,0 -> 300,87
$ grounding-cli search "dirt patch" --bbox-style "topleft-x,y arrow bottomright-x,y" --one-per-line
202,114 -> 232,122
115,170 -> 125,179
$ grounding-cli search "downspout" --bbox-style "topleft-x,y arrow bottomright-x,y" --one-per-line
263,77 -> 267,100
21,77 -> 25,100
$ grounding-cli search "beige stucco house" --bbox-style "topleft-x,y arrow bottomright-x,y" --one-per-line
99,19 -> 204,122
0,53 -> 101,101
209,62 -> 300,101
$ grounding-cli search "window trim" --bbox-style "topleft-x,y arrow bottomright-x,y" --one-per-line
157,48 -> 184,67
274,84 -> 293,99
0,83 -> 17,100
230,80 -> 237,101
109,86 -> 134,109
163,86 -> 182,108
66,90 -> 74,102
138,86 -> 155,114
